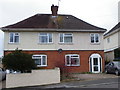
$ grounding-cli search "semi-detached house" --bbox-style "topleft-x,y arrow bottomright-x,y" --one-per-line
104,22 -> 120,61
2,5 -> 106,73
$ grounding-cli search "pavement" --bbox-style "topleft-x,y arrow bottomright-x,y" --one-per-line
1,73 -> 120,90
26,77 -> 119,89
72,73 -> 119,81
26,73 -> 119,89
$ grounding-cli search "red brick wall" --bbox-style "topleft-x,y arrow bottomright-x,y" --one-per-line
4,50 -> 105,73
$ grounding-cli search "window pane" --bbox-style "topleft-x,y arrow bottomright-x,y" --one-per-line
66,56 -> 70,65
40,36 -> 47,43
42,56 -> 46,65
40,33 -> 47,43
64,36 -> 72,43
94,66 -> 98,71
95,34 -> 99,42
93,58 -> 98,65
91,34 -> 94,43
10,33 -> 14,42
60,34 -> 63,42
71,58 -> 79,65
14,36 -> 19,43
34,59 -> 41,65
49,34 -> 52,42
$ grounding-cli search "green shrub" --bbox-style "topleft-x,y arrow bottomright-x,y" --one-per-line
2,49 -> 36,73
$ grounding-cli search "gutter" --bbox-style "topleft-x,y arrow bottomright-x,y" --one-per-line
1,28 -> 106,33
104,27 -> 120,38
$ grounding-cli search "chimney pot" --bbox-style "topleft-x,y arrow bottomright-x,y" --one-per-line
51,4 -> 58,16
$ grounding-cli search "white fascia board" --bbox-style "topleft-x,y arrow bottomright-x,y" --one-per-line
4,49 -> 104,51
2,28 -> 106,32
104,46 -> 119,52
104,28 -> 120,38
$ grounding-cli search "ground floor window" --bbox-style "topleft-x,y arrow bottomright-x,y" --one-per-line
65,54 -> 80,66
32,55 -> 47,67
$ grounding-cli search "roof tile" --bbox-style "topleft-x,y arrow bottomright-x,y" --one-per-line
2,14 -> 106,31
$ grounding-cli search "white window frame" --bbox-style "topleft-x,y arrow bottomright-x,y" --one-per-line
65,54 -> 80,66
89,53 -> 102,73
39,33 -> 53,44
59,33 -> 73,43
90,33 -> 100,44
9,32 -> 20,43
32,55 -> 47,67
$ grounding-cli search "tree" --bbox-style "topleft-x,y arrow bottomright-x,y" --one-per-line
2,49 -> 36,73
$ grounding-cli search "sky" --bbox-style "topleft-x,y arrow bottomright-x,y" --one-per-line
0,0 -> 120,57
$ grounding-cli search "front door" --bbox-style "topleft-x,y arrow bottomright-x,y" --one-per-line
92,57 -> 100,73
90,54 -> 102,73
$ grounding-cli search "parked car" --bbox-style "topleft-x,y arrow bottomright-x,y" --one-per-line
105,61 -> 120,76
0,68 -> 6,81
6,69 -> 21,74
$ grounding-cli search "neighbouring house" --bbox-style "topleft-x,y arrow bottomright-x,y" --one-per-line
0,57 -> 3,68
1,5 -> 106,73
104,22 -> 120,61
118,1 -> 120,22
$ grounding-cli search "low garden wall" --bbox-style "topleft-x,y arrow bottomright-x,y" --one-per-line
6,68 -> 60,88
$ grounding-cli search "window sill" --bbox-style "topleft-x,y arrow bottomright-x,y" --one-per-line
59,42 -> 73,45
90,43 -> 100,45
8,43 -> 20,45
38,43 -> 53,45
37,65 -> 47,67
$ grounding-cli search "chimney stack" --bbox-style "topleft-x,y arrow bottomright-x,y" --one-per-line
51,4 -> 58,16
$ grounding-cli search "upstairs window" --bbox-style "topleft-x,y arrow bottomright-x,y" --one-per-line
39,33 -> 52,43
32,55 -> 47,67
90,34 -> 100,44
65,54 -> 80,66
60,33 -> 73,43
9,33 -> 19,43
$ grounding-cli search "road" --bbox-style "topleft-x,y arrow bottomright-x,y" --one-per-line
2,77 -> 120,90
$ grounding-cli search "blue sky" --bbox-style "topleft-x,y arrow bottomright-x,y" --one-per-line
0,0 -> 119,57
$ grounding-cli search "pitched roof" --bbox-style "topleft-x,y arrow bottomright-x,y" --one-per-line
104,22 -> 120,36
2,14 -> 106,32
